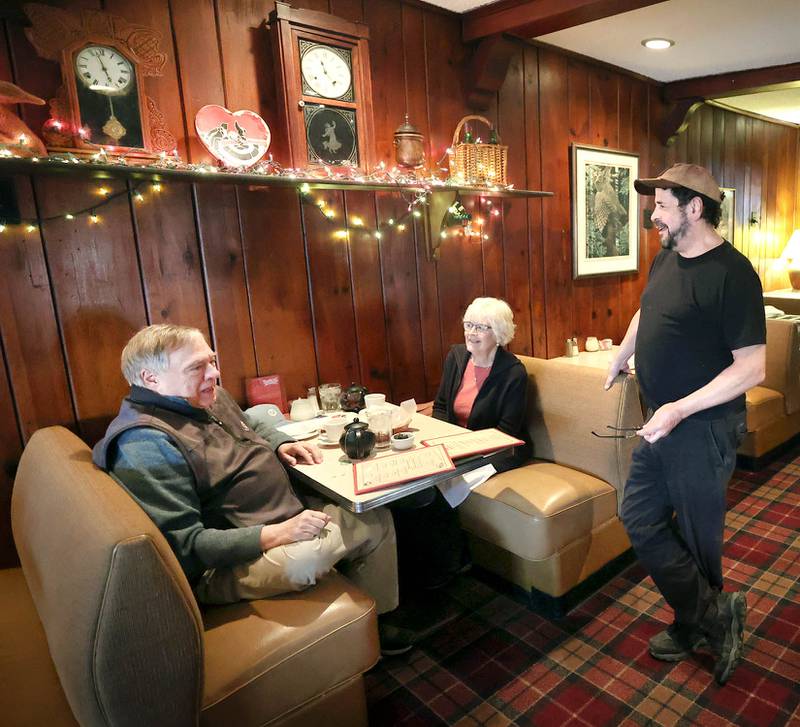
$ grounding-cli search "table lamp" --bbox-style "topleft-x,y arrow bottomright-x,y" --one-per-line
780,229 -> 800,290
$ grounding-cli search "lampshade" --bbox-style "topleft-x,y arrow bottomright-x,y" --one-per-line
780,229 -> 800,290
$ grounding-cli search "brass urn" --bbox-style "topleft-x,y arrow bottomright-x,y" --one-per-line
393,114 -> 425,169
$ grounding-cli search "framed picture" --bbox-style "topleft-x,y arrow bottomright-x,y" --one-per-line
571,144 -> 639,278
718,187 -> 735,243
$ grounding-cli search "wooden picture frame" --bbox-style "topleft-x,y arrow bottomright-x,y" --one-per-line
571,144 -> 639,278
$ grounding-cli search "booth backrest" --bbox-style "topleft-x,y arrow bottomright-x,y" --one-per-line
517,356 -> 643,497
763,317 -> 800,415
11,426 -> 204,727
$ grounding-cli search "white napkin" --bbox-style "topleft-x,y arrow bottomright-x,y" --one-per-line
437,463 -> 496,508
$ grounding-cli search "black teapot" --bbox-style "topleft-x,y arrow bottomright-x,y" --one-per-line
339,418 -> 375,460
340,383 -> 368,412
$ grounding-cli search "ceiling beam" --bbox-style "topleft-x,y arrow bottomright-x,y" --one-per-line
462,0 -> 667,43
664,62 -> 800,102
465,34 -> 518,110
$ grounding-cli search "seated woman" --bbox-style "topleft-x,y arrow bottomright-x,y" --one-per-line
433,296 -> 531,468
392,297 -> 530,591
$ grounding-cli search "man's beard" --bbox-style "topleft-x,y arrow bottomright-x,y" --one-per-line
658,212 -> 689,249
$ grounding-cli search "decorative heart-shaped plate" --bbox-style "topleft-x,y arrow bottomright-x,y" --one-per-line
195,104 -> 271,168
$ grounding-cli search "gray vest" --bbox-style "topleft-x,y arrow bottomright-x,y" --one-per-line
93,386 -> 303,528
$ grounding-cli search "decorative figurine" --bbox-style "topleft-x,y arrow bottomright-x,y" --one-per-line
0,81 -> 47,157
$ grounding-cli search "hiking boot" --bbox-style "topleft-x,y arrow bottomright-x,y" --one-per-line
649,624 -> 707,661
705,591 -> 747,685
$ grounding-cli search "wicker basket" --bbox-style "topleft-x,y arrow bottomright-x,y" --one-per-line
448,115 -> 508,186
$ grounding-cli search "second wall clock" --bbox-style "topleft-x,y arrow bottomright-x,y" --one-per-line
268,2 -> 375,171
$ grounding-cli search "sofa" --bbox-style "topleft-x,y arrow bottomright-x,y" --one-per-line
458,356 -> 643,613
1,426 -> 379,727
738,315 -> 800,464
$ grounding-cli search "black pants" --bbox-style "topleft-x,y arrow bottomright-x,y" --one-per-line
621,411 -> 746,628
390,487 -> 465,592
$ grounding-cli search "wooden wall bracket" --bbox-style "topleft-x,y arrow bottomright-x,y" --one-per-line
466,34 -> 518,111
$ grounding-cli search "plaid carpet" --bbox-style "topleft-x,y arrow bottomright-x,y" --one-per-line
366,446 -> 800,726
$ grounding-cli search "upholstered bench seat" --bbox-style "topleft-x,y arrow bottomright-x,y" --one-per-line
201,576 -> 377,725
0,568 -> 77,727
457,357 -> 642,607
739,317 -> 800,462
5,426 -> 379,726
459,462 -> 618,561
745,386 -> 785,431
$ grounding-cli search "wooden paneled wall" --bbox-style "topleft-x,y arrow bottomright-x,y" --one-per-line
667,103 -> 799,292
0,0 -> 797,566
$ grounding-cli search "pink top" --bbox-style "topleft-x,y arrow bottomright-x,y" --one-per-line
453,359 -> 491,427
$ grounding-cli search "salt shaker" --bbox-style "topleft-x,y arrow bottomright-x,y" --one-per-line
569,337 -> 579,356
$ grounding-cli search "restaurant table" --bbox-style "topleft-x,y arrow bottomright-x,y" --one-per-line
556,345 -> 635,372
288,412 -> 517,512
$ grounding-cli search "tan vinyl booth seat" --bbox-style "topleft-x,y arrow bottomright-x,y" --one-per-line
739,316 -> 800,461
458,356 -> 643,605
2,426 -> 379,727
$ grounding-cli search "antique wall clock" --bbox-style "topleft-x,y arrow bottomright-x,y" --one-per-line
268,2 -> 375,171
23,3 -> 175,158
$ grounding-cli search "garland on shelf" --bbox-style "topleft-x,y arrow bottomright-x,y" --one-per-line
0,139 -> 505,241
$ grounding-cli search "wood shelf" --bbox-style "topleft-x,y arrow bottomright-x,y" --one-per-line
0,155 -> 553,199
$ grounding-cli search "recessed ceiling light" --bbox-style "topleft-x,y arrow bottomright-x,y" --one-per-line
642,38 -> 675,50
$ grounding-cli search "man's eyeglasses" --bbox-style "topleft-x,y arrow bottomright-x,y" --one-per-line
591,425 -> 640,439
463,321 -> 492,333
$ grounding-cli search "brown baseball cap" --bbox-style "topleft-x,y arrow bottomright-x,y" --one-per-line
634,163 -> 722,203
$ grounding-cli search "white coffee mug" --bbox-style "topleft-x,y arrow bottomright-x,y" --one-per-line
364,393 -> 387,409
320,414 -> 347,442
585,336 -> 599,352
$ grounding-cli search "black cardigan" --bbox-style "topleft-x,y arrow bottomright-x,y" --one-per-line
432,344 -> 531,469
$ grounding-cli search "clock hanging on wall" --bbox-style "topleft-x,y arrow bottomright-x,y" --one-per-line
23,3 -> 176,158
267,2 -> 375,171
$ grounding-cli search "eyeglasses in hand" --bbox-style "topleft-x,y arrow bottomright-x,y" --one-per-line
463,321 -> 492,333
591,425 -> 641,439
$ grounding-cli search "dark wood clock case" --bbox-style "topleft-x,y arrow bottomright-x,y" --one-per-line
267,2 -> 376,172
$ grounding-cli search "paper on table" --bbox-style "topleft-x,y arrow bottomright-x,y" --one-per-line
422,428 -> 524,459
353,444 -> 455,494
275,419 -> 320,439
437,463 -> 496,508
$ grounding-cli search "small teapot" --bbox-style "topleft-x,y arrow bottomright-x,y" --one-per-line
340,417 -> 375,460
340,383 -> 368,412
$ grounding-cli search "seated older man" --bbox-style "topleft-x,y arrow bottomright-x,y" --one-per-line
93,324 -> 407,651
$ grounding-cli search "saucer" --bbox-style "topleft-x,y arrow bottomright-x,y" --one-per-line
317,435 -> 341,447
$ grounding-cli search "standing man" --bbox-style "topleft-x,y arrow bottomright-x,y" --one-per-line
605,164 -> 765,685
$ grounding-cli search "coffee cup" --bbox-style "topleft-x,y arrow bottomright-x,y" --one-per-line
364,393 -> 387,409
585,336 -> 599,352
599,338 -> 613,351
319,414 -> 347,443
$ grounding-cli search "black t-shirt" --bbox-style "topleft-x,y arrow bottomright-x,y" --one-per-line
635,241 -> 765,420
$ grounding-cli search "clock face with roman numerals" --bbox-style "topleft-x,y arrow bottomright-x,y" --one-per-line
74,44 -> 133,95
299,41 -> 353,101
